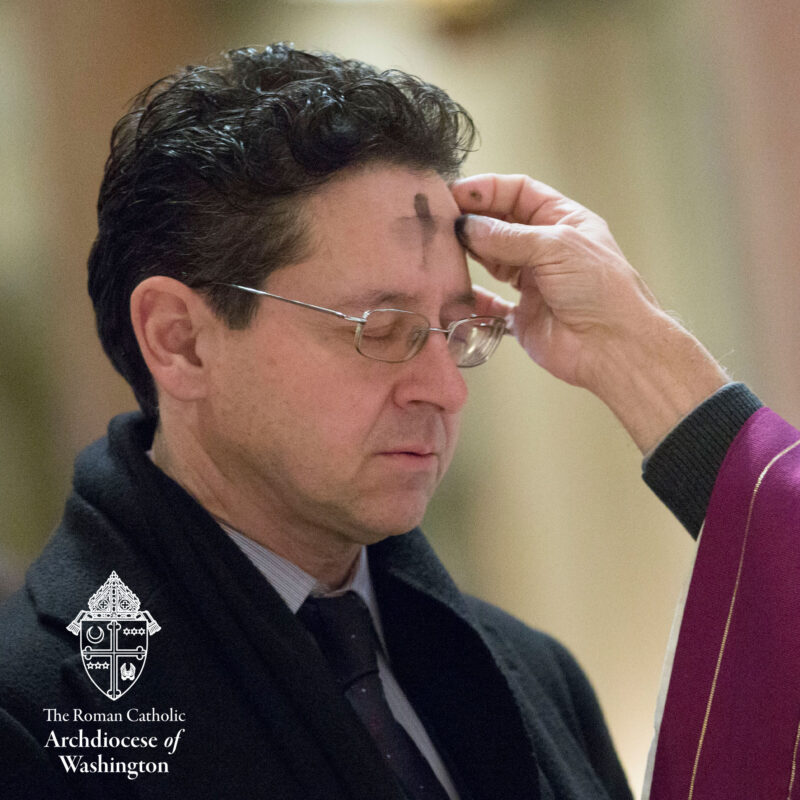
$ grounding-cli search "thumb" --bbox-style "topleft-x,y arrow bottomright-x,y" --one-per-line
456,214 -> 559,270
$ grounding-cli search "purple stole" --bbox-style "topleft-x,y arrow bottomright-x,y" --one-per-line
649,408 -> 800,798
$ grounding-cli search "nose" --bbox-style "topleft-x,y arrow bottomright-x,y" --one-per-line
391,329 -> 468,413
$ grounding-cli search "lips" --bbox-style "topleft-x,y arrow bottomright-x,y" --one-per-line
380,446 -> 437,457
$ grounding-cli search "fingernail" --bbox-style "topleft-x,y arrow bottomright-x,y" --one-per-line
454,214 -> 491,247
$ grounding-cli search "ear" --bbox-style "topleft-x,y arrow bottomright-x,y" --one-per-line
130,276 -> 216,404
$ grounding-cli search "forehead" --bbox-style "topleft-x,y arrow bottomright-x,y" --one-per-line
280,165 -> 469,307
309,163 -> 460,223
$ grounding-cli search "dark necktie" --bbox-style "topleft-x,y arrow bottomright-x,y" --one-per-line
298,591 -> 450,800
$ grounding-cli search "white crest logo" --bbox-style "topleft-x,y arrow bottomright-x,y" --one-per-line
67,572 -> 160,701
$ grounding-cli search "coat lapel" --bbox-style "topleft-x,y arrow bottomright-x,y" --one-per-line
369,530 -> 542,800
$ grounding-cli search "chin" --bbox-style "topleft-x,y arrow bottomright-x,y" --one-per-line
351,509 -> 427,545
339,490 -> 433,544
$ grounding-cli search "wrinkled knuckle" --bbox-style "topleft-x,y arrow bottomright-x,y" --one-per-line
553,223 -> 584,248
506,225 -> 541,263
487,217 -> 508,238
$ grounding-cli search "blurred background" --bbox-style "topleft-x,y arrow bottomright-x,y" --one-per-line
3,0 -> 800,790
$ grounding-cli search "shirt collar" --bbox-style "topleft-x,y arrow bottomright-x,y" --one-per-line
220,522 -> 388,653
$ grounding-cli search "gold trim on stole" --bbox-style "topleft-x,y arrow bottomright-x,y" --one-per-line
787,721 -> 800,800
688,437 -> 800,800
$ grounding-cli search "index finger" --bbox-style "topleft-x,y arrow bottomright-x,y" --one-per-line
451,173 -> 592,227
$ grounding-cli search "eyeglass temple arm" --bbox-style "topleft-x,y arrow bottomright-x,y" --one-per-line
216,283 -> 509,332
219,284 -> 366,323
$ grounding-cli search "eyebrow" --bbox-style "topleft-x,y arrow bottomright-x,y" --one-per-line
341,289 -> 477,312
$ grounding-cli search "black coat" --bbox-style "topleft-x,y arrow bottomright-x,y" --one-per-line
0,413 -> 632,799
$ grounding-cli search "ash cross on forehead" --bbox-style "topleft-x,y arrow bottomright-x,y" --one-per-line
413,193 -> 436,247
391,193 -> 440,270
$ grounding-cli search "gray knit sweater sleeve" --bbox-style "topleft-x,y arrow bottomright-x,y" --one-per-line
642,382 -> 763,538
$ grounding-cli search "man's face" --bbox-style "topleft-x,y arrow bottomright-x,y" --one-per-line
202,166 -> 473,548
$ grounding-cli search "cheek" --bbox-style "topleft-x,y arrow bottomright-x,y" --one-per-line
214,325 -> 399,453
264,359 -> 391,451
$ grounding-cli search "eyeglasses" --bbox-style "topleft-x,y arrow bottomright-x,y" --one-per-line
217,283 -> 507,367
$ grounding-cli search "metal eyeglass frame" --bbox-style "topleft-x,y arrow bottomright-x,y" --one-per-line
215,282 -> 507,366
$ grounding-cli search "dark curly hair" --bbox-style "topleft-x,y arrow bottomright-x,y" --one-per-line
87,43 -> 477,418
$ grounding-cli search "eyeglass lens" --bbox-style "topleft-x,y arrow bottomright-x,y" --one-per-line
355,310 -> 504,367
448,317 -> 505,367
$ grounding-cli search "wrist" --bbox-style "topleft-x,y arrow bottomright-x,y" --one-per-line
589,311 -> 729,454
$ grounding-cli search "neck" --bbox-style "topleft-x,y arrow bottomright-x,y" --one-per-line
151,423 -> 361,589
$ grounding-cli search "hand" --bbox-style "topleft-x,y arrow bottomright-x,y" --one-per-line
452,173 -> 728,453
452,173 -> 661,389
